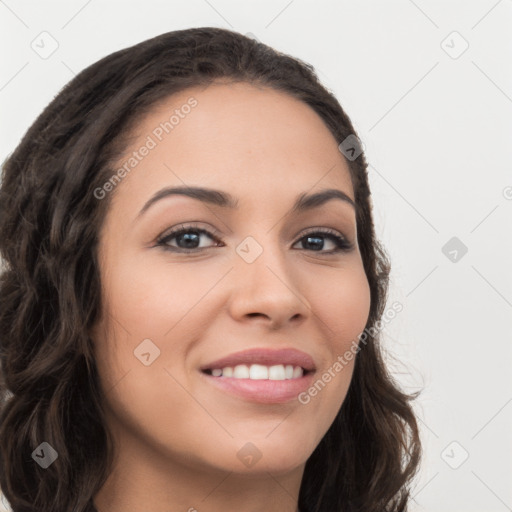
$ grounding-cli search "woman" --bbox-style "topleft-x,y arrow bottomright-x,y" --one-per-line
0,27 -> 421,512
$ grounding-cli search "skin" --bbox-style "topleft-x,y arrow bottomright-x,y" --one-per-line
90,81 -> 371,512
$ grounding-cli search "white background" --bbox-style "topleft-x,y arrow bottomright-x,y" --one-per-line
1,1 -> 511,511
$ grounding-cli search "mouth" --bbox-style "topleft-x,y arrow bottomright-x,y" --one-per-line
201,364 -> 313,380
199,348 -> 317,404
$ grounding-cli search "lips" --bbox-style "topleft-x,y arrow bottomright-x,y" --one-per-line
200,347 -> 317,373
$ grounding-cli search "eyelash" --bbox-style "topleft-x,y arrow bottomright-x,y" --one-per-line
156,223 -> 353,255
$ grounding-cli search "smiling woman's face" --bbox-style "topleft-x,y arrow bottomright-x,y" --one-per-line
91,81 -> 371,484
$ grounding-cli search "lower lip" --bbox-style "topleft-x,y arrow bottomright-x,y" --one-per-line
200,370 -> 316,404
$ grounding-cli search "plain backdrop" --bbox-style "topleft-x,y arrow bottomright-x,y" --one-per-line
1,1 -> 511,511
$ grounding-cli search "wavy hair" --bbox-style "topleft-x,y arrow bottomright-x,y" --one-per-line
0,27 -> 421,512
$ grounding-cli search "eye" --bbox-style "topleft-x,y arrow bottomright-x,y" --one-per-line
156,223 -> 224,253
156,224 -> 353,254
292,228 -> 353,254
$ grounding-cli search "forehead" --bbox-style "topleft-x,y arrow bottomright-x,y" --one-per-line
109,81 -> 354,213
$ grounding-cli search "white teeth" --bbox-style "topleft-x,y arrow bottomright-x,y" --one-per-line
249,364 -> 268,379
268,365 -> 285,380
292,366 -> 303,378
222,366 -> 233,377
208,364 -> 305,380
233,365 -> 250,378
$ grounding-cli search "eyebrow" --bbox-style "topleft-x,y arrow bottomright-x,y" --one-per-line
136,185 -> 355,220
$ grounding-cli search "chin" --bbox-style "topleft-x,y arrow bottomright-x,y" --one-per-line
210,434 -> 315,475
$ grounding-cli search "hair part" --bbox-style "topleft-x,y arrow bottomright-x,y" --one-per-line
0,27 -> 421,512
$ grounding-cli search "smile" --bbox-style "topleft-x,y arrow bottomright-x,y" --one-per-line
202,363 -> 307,380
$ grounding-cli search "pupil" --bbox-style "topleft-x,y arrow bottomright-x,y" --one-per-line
305,235 -> 323,251
180,232 -> 199,248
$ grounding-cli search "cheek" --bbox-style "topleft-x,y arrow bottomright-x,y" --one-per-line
319,263 -> 372,352
303,263 -> 370,414
92,252 -> 223,393
100,252 -> 210,339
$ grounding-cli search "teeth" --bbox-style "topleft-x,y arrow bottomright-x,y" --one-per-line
208,364 -> 305,380
268,365 -> 285,380
249,364 -> 268,379
292,366 -> 303,378
233,365 -> 250,378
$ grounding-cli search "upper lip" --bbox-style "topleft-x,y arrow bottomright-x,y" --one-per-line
200,348 -> 317,372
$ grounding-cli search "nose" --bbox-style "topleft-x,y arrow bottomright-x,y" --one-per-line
227,239 -> 311,330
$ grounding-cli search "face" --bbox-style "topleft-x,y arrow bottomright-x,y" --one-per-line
91,81 -> 371,478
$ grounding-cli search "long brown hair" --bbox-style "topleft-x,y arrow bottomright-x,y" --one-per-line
0,27 -> 421,512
